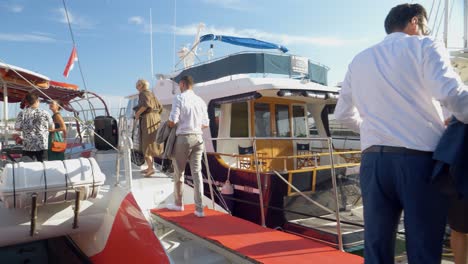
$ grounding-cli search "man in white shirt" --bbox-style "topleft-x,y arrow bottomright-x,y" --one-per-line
335,3 -> 468,264
167,75 -> 209,217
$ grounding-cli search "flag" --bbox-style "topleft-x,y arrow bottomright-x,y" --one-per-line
63,46 -> 78,78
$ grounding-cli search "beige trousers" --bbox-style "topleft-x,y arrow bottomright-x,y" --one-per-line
171,134 -> 204,212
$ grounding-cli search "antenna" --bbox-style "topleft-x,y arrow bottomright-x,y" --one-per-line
465,0 -> 468,49
150,8 -> 155,86
172,0 -> 177,71
443,0 -> 449,47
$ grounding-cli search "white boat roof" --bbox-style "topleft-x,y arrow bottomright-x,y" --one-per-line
153,75 -> 339,105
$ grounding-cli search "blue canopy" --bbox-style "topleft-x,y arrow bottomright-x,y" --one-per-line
199,34 -> 288,53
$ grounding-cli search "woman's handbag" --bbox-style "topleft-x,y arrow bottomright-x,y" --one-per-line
51,132 -> 67,153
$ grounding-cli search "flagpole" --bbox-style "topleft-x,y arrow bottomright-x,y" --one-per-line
173,0 -> 177,71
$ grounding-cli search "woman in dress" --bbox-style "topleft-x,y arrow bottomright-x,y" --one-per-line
134,79 -> 163,176
48,100 -> 67,161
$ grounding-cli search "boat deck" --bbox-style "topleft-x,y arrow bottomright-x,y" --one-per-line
151,204 -> 363,264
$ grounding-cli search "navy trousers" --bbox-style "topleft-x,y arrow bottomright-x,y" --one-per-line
360,151 -> 448,264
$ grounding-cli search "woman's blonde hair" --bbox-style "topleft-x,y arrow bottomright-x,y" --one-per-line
137,79 -> 150,90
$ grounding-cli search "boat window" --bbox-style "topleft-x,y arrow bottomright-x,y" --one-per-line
254,103 -> 271,137
292,105 -> 307,137
230,102 -> 249,137
275,104 -> 290,137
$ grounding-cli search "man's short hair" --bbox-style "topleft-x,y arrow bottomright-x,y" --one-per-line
25,93 -> 38,105
180,75 -> 194,87
384,3 -> 427,34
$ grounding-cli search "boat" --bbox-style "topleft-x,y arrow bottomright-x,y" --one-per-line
137,34 -> 364,251
0,60 -> 365,263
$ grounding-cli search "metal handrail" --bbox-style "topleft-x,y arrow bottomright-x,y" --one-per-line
205,136 -> 360,251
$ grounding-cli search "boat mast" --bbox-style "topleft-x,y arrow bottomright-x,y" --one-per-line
2,82 -> 7,145
172,0 -> 177,71
465,0 -> 468,49
444,0 -> 449,47
150,8 -> 155,86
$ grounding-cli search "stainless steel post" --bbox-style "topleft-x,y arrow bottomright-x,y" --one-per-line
252,138 -> 266,227
328,138 -> 344,251
30,193 -> 38,236
3,82 -> 8,146
203,147 -> 216,209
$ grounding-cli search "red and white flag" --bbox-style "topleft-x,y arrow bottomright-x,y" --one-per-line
63,46 -> 78,78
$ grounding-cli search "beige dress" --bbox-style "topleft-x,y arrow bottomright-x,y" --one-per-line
138,89 -> 163,157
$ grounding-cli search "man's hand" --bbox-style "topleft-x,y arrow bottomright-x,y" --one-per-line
168,120 -> 176,128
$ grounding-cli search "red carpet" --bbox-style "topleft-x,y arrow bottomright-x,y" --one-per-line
151,204 -> 363,264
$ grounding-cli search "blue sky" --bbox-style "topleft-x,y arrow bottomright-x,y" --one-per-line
0,0 -> 465,104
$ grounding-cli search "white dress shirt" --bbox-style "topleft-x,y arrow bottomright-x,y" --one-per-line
335,32 -> 468,151
169,89 -> 209,135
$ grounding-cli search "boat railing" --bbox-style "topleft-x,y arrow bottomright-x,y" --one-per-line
206,136 -> 361,251
207,136 -> 360,172
115,107 -> 134,189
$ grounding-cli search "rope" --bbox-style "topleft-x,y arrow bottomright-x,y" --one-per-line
61,0 -> 89,94
428,0 -> 436,22
271,170 -> 351,220
431,0 -> 443,36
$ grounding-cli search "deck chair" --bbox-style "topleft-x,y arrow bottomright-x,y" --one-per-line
238,146 -> 254,169
296,143 -> 316,169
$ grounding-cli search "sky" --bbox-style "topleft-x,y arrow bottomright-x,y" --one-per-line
0,0 -> 465,116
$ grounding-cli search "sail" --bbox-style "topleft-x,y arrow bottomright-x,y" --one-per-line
199,34 -> 288,53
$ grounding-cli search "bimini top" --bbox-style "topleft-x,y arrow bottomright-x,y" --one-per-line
172,52 -> 329,86
0,62 -> 83,104
199,34 -> 288,53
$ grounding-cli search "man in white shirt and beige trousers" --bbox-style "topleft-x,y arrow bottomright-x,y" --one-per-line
335,3 -> 468,264
167,75 -> 209,217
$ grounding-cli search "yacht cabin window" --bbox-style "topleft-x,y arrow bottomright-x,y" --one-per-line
254,103 -> 271,137
292,105 -> 307,137
275,104 -> 291,137
230,102 -> 249,137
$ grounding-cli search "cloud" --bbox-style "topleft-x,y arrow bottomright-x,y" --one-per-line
201,0 -> 249,11
54,8 -> 94,29
158,23 -> 364,47
2,3 -> 23,13
128,16 -> 144,25
0,33 -> 56,43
